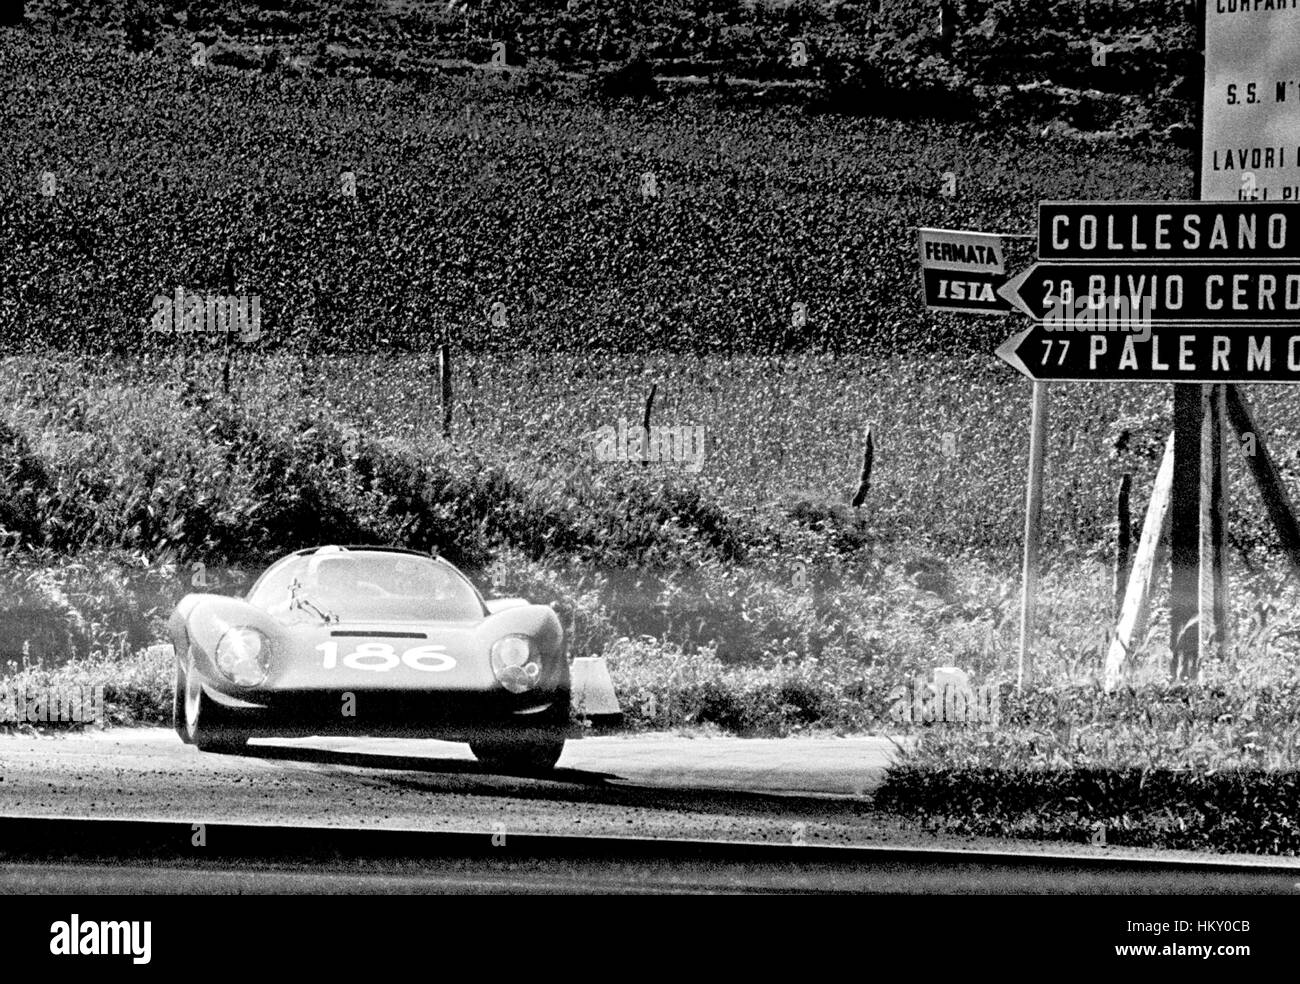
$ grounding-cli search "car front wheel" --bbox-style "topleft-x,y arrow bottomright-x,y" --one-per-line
181,648 -> 249,754
470,736 -> 565,772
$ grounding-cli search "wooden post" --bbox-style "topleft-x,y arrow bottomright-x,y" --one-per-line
1105,433 -> 1175,691
1225,385 -> 1300,581
1199,384 -> 1229,657
851,424 -> 874,509
1017,381 -> 1047,691
221,246 -> 235,395
438,342 -> 453,438
1170,383 -> 1202,682
641,382 -> 657,467
1114,472 -> 1132,615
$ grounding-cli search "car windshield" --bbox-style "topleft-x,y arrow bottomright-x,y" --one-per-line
249,551 -> 485,622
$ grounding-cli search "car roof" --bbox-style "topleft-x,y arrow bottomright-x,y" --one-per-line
287,545 -> 443,560
248,545 -> 486,611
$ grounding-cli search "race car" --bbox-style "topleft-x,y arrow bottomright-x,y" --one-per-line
168,545 -> 571,770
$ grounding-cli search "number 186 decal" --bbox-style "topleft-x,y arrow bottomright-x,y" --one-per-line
315,642 -> 456,672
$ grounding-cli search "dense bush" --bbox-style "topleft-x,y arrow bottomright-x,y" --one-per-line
0,418 -> 52,545
876,766 -> 1300,854
875,681 -> 1300,853
0,548 -> 173,667
900,681 -> 1300,771
0,374 -> 762,569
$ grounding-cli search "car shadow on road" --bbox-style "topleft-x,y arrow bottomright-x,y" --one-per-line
235,741 -> 878,825
240,741 -> 616,785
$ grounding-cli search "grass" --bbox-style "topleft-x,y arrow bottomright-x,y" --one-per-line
6,351 -> 1300,735
0,29 -> 1188,357
8,349 -> 1300,563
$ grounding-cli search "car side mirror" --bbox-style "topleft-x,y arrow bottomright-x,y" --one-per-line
484,597 -> 528,615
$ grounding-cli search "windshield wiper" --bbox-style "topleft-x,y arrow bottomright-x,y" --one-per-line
289,579 -> 339,624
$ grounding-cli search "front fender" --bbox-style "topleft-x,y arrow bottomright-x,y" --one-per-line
474,603 -> 563,653
474,604 -> 567,689
170,593 -> 282,675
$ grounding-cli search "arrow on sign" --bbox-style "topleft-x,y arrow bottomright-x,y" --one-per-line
995,322 -> 1300,383
997,266 -> 1040,320
997,262 -> 1300,324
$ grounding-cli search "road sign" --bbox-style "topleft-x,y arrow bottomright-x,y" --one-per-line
1202,3 -> 1300,201
998,261 -> 1300,324
995,323 -> 1300,383
917,227 -> 1012,314
1038,201 -> 1300,260
997,200 -> 1300,380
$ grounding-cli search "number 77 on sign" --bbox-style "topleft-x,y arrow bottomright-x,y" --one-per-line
1039,338 -> 1071,367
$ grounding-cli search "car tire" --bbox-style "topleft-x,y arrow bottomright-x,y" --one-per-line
173,657 -> 193,745
470,736 -> 566,772
181,647 -> 249,754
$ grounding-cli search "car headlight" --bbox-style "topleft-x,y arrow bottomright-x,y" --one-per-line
214,627 -> 272,686
490,635 -> 542,694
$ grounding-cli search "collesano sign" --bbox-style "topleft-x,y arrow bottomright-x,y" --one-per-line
1202,1 -> 1300,201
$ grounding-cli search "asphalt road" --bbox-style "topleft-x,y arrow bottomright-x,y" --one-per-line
3,728 -> 1299,893
0,728 -> 896,846
11,850 -> 1300,894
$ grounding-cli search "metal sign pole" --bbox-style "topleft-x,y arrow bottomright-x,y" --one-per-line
1017,380 -> 1047,691
1170,383 -> 1203,680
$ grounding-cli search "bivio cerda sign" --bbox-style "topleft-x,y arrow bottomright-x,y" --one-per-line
917,228 -> 1013,315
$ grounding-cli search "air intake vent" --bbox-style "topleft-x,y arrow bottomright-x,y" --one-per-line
330,630 -> 427,639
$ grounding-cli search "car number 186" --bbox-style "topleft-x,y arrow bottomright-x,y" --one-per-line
315,642 -> 456,672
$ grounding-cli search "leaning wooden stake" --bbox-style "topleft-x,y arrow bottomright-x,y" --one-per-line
1114,472 -> 1132,616
851,424 -> 874,509
640,383 -> 657,467
1105,433 -> 1175,691
1224,384 -> 1300,582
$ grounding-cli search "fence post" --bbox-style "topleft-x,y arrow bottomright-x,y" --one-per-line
221,246 -> 235,395
641,382 -> 656,467
851,424 -> 874,509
